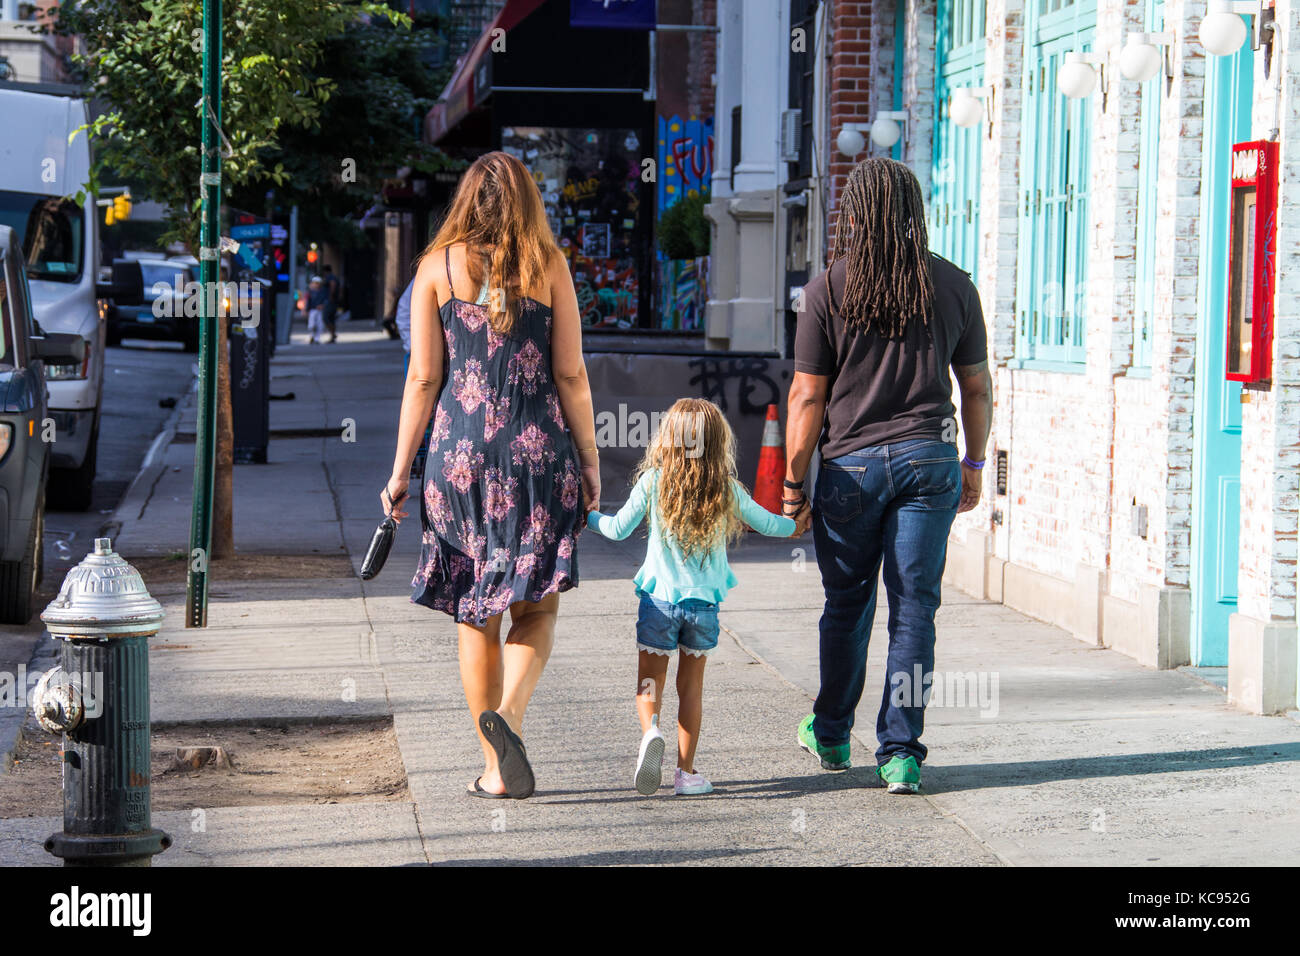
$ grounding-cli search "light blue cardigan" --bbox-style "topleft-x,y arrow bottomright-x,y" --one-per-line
586,469 -> 796,605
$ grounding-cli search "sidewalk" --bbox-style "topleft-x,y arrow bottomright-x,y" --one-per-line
4,325 -> 1299,865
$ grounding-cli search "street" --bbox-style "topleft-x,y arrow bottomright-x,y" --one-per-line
42,339 -> 196,583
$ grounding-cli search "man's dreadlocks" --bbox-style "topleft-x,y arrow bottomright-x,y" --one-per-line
828,157 -> 936,337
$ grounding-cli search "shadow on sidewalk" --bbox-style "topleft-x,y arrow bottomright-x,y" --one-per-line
426,846 -> 773,866
925,741 -> 1300,793
535,767 -> 880,804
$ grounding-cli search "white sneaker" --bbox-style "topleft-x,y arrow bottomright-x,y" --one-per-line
634,723 -> 666,795
674,768 -> 714,796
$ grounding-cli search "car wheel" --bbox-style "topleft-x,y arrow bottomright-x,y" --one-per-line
0,492 -> 40,625
48,420 -> 97,512
107,321 -> 123,347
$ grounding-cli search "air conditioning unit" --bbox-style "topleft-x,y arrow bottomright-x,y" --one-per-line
780,109 -> 802,162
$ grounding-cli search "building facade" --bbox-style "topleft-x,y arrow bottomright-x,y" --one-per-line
709,0 -> 1300,714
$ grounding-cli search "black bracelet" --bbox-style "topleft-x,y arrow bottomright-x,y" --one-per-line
783,478 -> 805,490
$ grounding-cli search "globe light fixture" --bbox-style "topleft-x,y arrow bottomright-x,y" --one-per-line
836,125 -> 867,158
1199,0 -> 1249,56
949,87 -> 986,128
1119,31 -> 1174,83
870,111 -> 909,149
1058,51 -> 1099,98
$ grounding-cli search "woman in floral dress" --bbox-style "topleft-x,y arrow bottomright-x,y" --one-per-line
383,152 -> 600,799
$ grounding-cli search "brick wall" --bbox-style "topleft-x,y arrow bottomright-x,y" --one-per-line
900,0 -> 936,200
689,0 -> 718,121
1157,0 -> 1206,593
827,0 -> 877,250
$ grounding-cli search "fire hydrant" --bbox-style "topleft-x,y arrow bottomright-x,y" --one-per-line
33,538 -> 171,866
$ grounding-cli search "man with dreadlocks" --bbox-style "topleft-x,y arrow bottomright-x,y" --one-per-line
783,157 -> 993,795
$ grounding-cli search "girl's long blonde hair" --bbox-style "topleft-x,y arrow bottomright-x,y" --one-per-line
422,151 -> 559,333
633,399 -> 745,560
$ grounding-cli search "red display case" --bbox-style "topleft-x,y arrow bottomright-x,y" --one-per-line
1226,140 -> 1279,386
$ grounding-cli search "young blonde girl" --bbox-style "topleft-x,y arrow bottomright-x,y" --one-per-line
586,399 -> 798,795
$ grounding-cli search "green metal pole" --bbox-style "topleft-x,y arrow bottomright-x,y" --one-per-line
186,0 -> 221,628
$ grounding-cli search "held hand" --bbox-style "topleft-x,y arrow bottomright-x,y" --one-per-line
782,490 -> 811,536
382,477 -> 410,524
792,499 -> 813,537
580,463 -> 601,515
957,463 -> 983,514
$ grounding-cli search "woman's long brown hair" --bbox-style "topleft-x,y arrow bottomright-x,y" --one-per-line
829,157 -> 936,336
423,151 -> 559,333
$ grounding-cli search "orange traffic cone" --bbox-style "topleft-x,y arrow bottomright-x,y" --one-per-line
753,404 -> 785,518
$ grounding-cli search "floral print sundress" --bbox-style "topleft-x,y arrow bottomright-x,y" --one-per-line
411,247 -> 582,624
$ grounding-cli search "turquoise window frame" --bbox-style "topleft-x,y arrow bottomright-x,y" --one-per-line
931,0 -> 986,280
1014,0 -> 1097,366
1132,0 -> 1166,370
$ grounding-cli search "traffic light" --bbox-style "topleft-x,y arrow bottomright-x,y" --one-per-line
306,247 -> 319,265
102,191 -> 132,226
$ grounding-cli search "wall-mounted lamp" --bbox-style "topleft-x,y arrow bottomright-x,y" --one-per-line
836,123 -> 868,158
871,110 -> 909,149
1060,52 -> 1102,98
1199,1 -> 1276,75
1119,31 -> 1175,91
949,86 -> 995,138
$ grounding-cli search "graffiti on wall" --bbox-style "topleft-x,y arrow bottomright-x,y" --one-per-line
658,256 -> 709,331
656,115 -> 714,214
502,126 -> 643,329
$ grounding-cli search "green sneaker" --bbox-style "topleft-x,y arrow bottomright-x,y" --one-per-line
797,714 -> 850,770
876,755 -> 921,794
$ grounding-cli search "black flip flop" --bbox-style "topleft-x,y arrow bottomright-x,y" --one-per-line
467,777 -> 508,799
478,710 -> 535,799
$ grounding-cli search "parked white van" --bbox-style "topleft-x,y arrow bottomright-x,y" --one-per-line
0,81 -> 105,510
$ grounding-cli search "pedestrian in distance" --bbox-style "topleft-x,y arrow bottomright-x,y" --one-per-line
784,157 -> 993,795
321,263 -> 340,343
585,398 -> 802,797
306,275 -> 327,344
383,151 -> 600,800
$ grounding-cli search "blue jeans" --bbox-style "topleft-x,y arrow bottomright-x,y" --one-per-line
811,438 -> 960,766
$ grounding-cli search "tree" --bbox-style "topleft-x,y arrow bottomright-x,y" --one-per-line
231,9 -> 461,248
52,0 -> 409,559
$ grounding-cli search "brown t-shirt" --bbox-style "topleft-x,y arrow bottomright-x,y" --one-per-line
794,253 -> 987,460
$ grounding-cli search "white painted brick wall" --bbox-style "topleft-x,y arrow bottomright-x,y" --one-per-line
883,0 -> 1296,634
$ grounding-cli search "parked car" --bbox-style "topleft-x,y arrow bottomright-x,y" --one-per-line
0,226 -> 85,623
105,257 -> 199,352
0,82 -> 107,512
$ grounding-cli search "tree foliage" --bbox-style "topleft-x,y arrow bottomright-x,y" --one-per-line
656,189 -> 711,260
229,9 -> 462,247
52,0 -> 412,250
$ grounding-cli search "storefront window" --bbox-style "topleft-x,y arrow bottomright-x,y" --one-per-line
502,126 -> 645,330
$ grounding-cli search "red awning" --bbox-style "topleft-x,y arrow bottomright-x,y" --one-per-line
425,0 -> 547,144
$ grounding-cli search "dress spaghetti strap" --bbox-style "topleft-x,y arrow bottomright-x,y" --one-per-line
445,245 -> 453,295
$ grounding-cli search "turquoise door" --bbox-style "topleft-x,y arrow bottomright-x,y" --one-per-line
932,0 -> 985,278
1190,42 -> 1253,665
1014,1 -> 1095,365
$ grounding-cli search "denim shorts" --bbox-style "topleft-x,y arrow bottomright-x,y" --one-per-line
635,590 -> 720,658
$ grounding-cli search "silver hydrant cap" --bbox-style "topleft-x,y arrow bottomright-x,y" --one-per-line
41,537 -> 165,635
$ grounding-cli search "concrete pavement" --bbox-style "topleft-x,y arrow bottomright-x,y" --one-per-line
5,323 -> 1299,865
